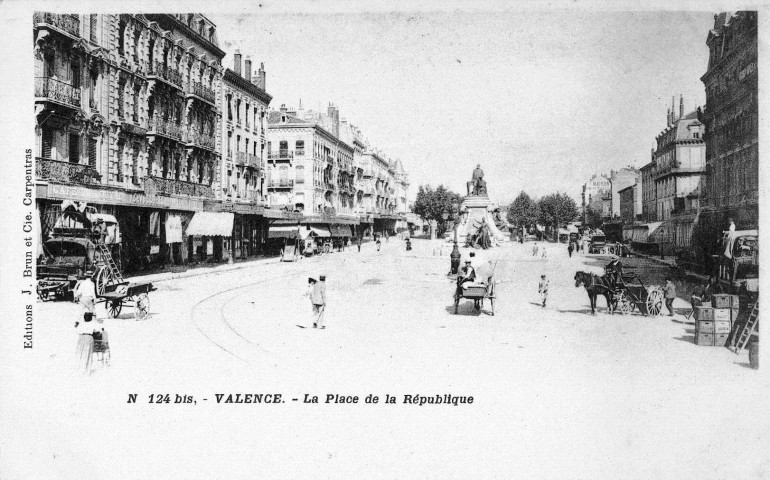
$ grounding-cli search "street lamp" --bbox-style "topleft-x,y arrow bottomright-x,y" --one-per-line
449,202 -> 461,275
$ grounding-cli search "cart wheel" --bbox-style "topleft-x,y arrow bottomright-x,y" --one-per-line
108,299 -> 122,318
617,291 -> 633,315
646,287 -> 663,316
95,266 -> 115,296
134,293 -> 150,320
37,285 -> 50,302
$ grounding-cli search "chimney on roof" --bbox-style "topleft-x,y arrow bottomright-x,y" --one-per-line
327,104 -> 339,138
667,108 -> 671,126
671,96 -> 676,121
244,56 -> 252,81
234,50 -> 242,76
258,62 -> 266,90
679,95 -> 684,119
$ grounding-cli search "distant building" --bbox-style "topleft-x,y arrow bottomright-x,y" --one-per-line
618,181 -> 642,225
581,173 -> 610,223
608,167 -> 640,220
637,97 -> 706,252
697,11 -> 758,265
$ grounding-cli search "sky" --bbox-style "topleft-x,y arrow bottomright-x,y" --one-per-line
209,8 -> 713,206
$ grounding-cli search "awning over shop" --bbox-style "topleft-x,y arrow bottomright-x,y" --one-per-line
629,222 -> 665,243
186,212 -> 234,237
329,224 -> 352,237
307,224 -> 331,237
268,225 -> 301,239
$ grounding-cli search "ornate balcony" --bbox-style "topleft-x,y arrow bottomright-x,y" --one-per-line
267,179 -> 294,189
184,128 -> 215,151
35,77 -> 81,110
34,13 -> 80,38
235,151 -> 247,166
247,154 -> 260,169
36,157 -> 101,185
147,116 -> 183,141
268,150 -> 293,161
148,61 -> 183,89
145,175 -> 214,198
186,82 -> 216,105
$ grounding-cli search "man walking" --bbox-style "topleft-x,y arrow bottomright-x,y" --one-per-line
663,277 -> 677,317
311,275 -> 327,329
568,242 -> 574,258
538,274 -> 549,307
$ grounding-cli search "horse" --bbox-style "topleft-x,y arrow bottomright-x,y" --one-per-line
574,271 -> 615,315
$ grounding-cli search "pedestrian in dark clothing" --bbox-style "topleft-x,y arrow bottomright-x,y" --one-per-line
568,243 -> 574,258
357,238 -> 362,252
663,277 -> 677,316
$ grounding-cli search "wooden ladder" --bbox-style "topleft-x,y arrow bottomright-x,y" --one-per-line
733,300 -> 759,354
96,243 -> 124,283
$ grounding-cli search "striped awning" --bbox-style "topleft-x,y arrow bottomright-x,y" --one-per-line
186,212 -> 234,237
268,225 -> 301,239
307,224 -> 331,237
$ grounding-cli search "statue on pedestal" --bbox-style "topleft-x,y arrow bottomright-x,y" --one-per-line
467,164 -> 487,196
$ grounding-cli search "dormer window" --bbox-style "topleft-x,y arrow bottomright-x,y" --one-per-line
693,132 -> 700,139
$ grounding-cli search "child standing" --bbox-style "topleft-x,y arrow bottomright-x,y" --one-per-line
538,274 -> 549,307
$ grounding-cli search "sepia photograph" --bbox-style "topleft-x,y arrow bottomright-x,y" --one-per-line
0,1 -> 768,478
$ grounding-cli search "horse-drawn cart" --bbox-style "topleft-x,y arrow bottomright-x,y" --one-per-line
611,271 -> 664,316
454,281 -> 495,315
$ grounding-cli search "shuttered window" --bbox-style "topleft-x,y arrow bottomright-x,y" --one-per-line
41,128 -> 53,159
69,134 -> 80,163
89,15 -> 97,43
88,138 -> 97,167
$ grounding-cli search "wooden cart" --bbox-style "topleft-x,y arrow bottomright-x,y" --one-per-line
97,281 -> 155,320
454,281 -> 495,315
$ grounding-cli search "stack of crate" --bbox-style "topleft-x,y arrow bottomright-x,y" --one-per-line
694,294 -> 740,346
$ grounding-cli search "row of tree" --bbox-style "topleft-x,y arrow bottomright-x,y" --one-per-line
412,185 -> 463,236
506,191 -> 579,237
413,185 -> 580,240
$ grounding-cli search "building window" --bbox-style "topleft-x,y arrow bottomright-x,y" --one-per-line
71,61 -> 80,89
131,143 -> 140,183
89,69 -> 98,109
279,140 -> 288,154
117,82 -> 125,118
88,138 -> 97,168
227,95 -> 232,121
41,127 -> 53,159
693,132 -> 699,139
296,165 -> 304,184
89,14 -> 98,43
117,142 -> 125,181
69,134 -> 80,163
245,104 -> 250,128
118,18 -> 127,55
236,99 -> 241,124
296,140 -> 304,156
237,135 -> 241,152
132,83 -> 140,123
227,131 -> 232,157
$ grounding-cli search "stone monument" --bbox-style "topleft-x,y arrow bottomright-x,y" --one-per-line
455,164 -> 508,246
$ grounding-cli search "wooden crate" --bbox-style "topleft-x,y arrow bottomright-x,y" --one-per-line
714,321 -> 731,334
712,294 -> 732,309
696,321 -> 715,333
715,333 -> 730,347
713,308 -> 731,322
695,332 -> 715,346
730,295 -> 740,309
694,306 -> 714,321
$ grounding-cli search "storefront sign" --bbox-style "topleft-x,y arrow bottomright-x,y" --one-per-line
165,214 -> 183,243
41,182 -> 204,211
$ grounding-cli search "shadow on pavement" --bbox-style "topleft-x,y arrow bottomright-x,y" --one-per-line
734,362 -> 757,369
445,303 -> 483,316
673,335 -> 695,344
555,307 -> 607,316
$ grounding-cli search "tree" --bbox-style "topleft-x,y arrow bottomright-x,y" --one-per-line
507,191 -> 540,230
584,196 -> 604,229
413,184 -> 462,236
538,193 -> 579,239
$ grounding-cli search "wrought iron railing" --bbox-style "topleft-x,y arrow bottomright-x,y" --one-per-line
148,61 -> 183,88
188,81 -> 216,103
184,128 -> 215,150
36,157 -> 101,184
267,179 -> 294,188
145,175 -> 213,198
35,77 -> 81,108
147,116 -> 183,141
34,13 -> 80,37
268,150 -> 293,160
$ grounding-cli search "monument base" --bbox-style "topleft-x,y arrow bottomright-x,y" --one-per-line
454,194 -> 508,246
